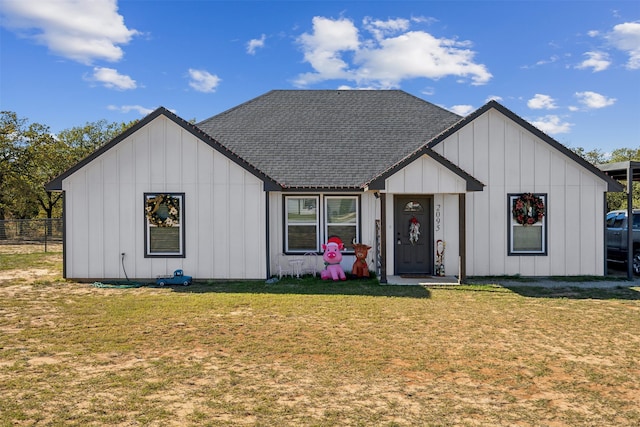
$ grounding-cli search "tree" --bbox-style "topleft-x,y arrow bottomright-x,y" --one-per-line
0,111 -> 29,222
1,116 -> 72,222
19,124 -> 73,219
57,119 -> 135,160
571,147 -> 608,165
1,113 -> 137,223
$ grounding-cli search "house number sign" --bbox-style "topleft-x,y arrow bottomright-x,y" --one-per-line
435,204 -> 441,232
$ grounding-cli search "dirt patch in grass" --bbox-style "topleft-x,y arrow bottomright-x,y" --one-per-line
1,256 -> 639,426
0,248 -> 63,284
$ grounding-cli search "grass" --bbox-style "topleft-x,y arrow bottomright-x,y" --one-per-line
0,251 -> 62,271
1,250 -> 639,426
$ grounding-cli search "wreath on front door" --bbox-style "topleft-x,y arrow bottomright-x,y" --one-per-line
145,194 -> 180,227
512,193 -> 545,225
409,216 -> 421,244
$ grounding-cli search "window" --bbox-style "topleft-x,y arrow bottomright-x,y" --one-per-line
606,212 -> 626,229
508,193 -> 547,255
403,201 -> 424,212
606,212 -> 619,228
285,196 -> 319,252
325,196 -> 358,249
144,193 -> 185,257
284,195 -> 359,253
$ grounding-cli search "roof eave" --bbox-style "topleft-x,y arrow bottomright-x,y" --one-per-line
427,100 -> 624,193
44,107 -> 281,192
366,147 -> 485,192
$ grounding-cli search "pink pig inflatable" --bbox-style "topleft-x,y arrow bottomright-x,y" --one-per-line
320,236 -> 347,281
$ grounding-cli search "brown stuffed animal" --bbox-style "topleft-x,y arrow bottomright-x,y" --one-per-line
351,243 -> 371,278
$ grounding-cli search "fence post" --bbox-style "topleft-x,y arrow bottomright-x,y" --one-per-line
44,219 -> 48,252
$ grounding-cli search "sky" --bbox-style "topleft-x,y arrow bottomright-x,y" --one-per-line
1,0 -> 639,155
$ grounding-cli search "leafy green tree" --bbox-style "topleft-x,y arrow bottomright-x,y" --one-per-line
1,116 -> 70,222
0,111 -> 29,222
1,113 -> 137,223
571,147 -> 608,165
57,119 -> 135,160
20,124 -> 73,219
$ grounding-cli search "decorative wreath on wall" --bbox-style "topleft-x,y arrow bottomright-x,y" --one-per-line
409,216 -> 421,244
512,193 -> 545,225
145,194 -> 180,227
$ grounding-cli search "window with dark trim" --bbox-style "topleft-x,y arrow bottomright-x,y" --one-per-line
144,193 -> 185,257
508,193 -> 547,255
285,196 -> 319,253
284,195 -> 359,253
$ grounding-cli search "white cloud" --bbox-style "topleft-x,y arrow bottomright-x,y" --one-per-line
606,21 -> 640,69
88,67 -> 136,90
187,69 -> 221,93
575,91 -> 616,109
0,0 -> 139,64
107,104 -> 154,115
530,115 -> 572,134
247,34 -> 266,55
295,17 -> 360,85
295,16 -> 491,88
527,94 -> 558,110
363,16 -> 410,41
576,51 -> 610,72
410,16 -> 438,26
535,55 -> 559,67
486,95 -> 503,103
449,105 -> 474,116
421,87 -> 435,96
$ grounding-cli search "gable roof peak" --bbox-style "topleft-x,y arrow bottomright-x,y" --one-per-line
426,99 -> 623,192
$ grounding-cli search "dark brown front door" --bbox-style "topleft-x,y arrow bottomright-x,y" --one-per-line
394,196 -> 433,275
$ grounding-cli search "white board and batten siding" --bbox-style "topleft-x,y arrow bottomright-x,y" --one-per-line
62,116 -> 266,281
432,109 -> 608,276
384,155 -> 467,277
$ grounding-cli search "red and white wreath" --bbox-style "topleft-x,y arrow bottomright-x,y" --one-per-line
512,193 -> 545,226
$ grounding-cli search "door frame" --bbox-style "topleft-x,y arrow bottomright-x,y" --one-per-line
393,195 -> 434,275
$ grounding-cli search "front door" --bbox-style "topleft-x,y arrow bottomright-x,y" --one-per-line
394,196 -> 433,275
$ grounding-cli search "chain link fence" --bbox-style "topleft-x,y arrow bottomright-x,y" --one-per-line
0,219 -> 63,252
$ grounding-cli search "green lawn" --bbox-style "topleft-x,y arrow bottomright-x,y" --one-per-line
1,251 -> 639,426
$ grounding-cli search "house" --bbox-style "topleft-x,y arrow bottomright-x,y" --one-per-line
46,90 -> 623,283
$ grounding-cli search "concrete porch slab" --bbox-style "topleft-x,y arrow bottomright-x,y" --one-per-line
384,275 -> 459,285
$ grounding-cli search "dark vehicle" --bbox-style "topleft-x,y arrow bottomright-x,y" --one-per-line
606,210 -> 640,274
156,269 -> 192,286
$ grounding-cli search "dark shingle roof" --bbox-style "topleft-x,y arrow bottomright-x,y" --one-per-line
196,90 -> 462,189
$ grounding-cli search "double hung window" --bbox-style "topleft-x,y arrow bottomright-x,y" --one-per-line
286,196 -> 319,252
285,195 -> 359,253
144,193 -> 185,257
508,193 -> 547,255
